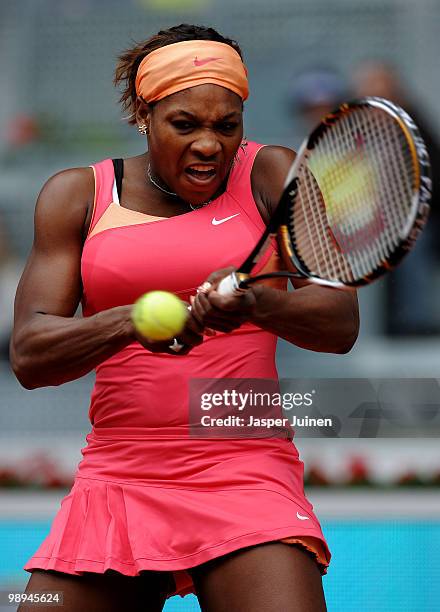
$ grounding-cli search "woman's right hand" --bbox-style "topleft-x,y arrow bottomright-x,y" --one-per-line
130,303 -> 205,355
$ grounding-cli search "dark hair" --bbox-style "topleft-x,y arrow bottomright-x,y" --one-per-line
114,24 -> 243,125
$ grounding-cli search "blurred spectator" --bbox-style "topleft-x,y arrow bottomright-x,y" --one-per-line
6,114 -> 40,149
2,113 -> 41,165
0,215 -> 23,360
352,60 -> 440,336
288,67 -> 348,133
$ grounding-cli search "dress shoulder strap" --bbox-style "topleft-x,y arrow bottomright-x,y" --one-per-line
112,158 -> 123,202
226,140 -> 267,232
87,158 -> 115,237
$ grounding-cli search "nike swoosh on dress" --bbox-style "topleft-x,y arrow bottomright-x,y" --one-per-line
211,214 -> 240,226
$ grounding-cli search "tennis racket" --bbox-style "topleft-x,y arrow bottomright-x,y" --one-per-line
217,96 -> 431,295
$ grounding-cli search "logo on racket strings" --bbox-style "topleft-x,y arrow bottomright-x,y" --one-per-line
309,150 -> 384,254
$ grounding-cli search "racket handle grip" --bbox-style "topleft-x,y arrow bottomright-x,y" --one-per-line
217,272 -> 240,296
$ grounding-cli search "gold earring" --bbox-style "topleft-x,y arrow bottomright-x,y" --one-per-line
138,124 -> 148,135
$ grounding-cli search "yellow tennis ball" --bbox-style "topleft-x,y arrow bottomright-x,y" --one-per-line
131,291 -> 188,341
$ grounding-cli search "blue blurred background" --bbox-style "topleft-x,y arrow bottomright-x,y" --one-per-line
1,0 -> 440,610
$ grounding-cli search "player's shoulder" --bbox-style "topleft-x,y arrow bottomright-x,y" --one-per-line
251,145 -> 296,215
39,166 -> 94,198
253,144 -> 296,174
34,166 -> 96,240
36,166 -> 94,215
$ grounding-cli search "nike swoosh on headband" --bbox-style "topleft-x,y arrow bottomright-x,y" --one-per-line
212,214 -> 240,225
193,56 -> 221,67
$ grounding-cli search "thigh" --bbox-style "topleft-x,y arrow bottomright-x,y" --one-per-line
189,542 -> 327,612
17,568 -> 174,612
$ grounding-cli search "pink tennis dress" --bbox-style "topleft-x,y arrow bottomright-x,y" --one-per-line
24,142 -> 330,599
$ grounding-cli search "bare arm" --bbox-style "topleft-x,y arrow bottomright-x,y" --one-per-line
9,168 -> 137,388
248,283 -> 359,353
191,145 -> 360,354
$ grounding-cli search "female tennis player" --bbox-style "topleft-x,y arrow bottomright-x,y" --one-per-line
11,24 -> 359,612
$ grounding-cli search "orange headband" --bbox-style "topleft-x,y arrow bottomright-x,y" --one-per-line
135,40 -> 249,103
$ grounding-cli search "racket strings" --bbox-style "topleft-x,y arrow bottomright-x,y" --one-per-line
378,112 -> 415,227
352,111 -> 389,268
293,165 -> 354,281
367,112 -> 398,263
298,165 -> 342,279
294,169 -> 334,279
317,118 -> 354,278
370,116 -> 406,266
326,110 -> 387,279
290,106 -> 417,284
348,110 -> 392,275
293,123 -> 357,281
367,110 -> 415,252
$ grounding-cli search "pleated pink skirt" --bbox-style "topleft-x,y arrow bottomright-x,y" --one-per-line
24,427 -> 330,599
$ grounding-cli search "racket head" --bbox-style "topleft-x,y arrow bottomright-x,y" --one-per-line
279,97 -> 431,288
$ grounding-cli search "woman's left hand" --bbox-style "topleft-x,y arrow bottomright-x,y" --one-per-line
190,267 -> 258,333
